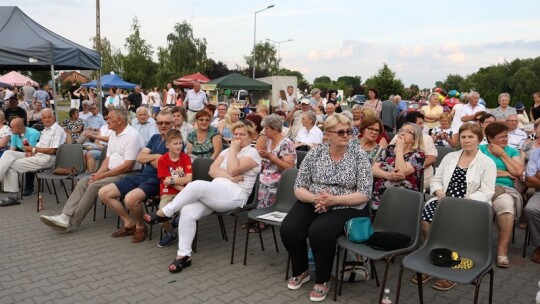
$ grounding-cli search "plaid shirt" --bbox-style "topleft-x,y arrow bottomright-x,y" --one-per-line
36,122 -> 66,152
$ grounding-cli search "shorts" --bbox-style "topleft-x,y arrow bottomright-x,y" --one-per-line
114,174 -> 160,198
492,193 -> 516,216
159,194 -> 176,210
152,106 -> 161,114
87,150 -> 102,160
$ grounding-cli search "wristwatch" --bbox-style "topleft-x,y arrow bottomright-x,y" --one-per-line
32,147 -> 36,155
170,178 -> 175,186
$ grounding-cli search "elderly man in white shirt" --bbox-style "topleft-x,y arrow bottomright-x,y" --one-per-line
0,109 -> 66,205
294,111 -> 323,150
460,91 -> 486,123
131,107 -> 158,145
40,108 -> 144,232
506,114 -> 527,149
184,81 -> 208,124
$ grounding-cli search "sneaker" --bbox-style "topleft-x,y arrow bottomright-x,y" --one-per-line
40,214 -> 70,231
23,189 -> 36,196
158,231 -> 178,248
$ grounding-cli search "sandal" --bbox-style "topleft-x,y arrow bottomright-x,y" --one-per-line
411,274 -> 433,284
131,226 -> 148,243
287,271 -> 310,290
497,255 -> 509,268
143,212 -> 171,225
248,223 -> 267,233
432,279 -> 457,291
309,282 -> 329,302
0,196 -> 21,207
169,256 -> 192,273
111,226 -> 136,238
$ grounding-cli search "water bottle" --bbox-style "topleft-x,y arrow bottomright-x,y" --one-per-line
381,288 -> 392,304
307,247 -> 316,272
38,192 -> 44,210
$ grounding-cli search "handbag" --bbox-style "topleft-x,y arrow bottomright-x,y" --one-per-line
366,231 -> 413,251
492,185 -> 506,200
52,166 -> 77,175
344,217 -> 373,243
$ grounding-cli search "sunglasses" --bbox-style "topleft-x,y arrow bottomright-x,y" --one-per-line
326,129 -> 353,136
198,118 -> 211,122
157,121 -> 172,126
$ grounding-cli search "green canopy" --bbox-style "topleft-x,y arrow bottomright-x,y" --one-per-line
208,73 -> 272,90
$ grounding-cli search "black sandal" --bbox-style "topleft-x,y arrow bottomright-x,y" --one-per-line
143,212 -> 171,225
0,197 -> 21,207
169,256 -> 192,273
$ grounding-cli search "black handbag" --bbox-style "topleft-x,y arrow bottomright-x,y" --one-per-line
366,231 -> 413,251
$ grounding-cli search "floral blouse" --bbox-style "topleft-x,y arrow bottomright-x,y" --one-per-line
372,145 -> 425,210
431,127 -> 454,147
294,141 -> 372,210
62,118 -> 84,142
187,126 -> 220,158
260,137 -> 296,187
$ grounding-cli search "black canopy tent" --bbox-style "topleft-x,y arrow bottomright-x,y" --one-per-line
0,6 -> 101,116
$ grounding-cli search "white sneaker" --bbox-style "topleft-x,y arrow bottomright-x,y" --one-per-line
40,214 -> 70,231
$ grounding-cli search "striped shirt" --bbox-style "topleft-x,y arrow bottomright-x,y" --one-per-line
36,122 -> 66,151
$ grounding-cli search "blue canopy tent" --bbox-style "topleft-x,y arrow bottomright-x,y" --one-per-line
82,74 -> 137,90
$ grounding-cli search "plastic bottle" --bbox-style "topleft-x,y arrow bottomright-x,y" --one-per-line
38,192 -> 44,210
381,288 -> 392,304
307,247 -> 316,272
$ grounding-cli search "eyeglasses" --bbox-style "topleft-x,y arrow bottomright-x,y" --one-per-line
198,118 -> 211,122
156,121 -> 172,126
494,134 -> 508,140
367,127 -> 380,133
90,107 -> 98,110
326,129 -> 353,136
398,129 -> 415,136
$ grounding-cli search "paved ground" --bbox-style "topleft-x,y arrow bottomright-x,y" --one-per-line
1,186 -> 539,304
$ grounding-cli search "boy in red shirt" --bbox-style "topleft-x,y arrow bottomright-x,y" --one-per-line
157,129 -> 193,247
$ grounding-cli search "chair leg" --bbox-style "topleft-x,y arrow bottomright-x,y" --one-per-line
333,246 -> 341,301
230,215 -> 240,264
416,272 -> 424,304
243,219 -> 251,266
488,268 -> 494,304
371,259 -> 380,287
193,221 -> 198,253
93,200 -> 97,221
395,263 -> 404,304
51,180 -> 60,204
257,222 -> 265,251
60,180 -> 69,198
377,257 -> 394,304
45,179 -> 52,194
338,249 -> 348,296
523,227 -> 530,258
285,255 -> 291,280
271,226 -> 278,252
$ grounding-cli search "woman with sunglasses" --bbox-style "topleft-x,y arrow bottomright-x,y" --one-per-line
358,116 -> 387,162
480,121 -> 525,268
280,114 -> 372,302
186,110 -> 222,160
371,123 -> 425,214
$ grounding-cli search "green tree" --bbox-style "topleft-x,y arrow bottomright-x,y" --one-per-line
159,21 -> 208,83
123,17 -> 156,87
244,41 -> 279,77
336,76 -> 361,88
313,76 -> 331,84
91,36 -> 123,76
203,59 -> 230,80
440,74 -> 465,91
509,67 -> 539,103
364,63 -> 404,100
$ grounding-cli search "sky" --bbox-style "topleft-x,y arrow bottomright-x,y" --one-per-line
4,0 -> 540,88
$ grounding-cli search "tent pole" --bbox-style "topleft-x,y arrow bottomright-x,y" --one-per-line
50,65 -> 58,119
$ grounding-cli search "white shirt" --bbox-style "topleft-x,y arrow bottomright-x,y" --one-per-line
461,103 -> 486,119
214,146 -> 262,195
106,125 -> 144,171
98,124 -> 113,145
508,128 -> 528,149
36,122 -> 66,151
106,95 -> 120,108
150,92 -> 162,108
0,124 -> 12,139
451,103 -> 465,131
166,88 -> 176,106
185,89 -> 208,111
295,126 -> 324,146
131,118 -> 159,145
79,111 -> 92,123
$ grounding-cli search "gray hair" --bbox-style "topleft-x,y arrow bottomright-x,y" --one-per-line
341,110 -> 353,120
498,92 -> 510,102
109,107 -> 128,123
310,88 -> 321,96
303,112 -> 317,125
351,104 -> 362,112
217,102 -> 228,109
136,107 -> 150,115
82,100 -> 92,107
468,91 -> 480,100
0,110 -> 4,122
261,114 -> 283,132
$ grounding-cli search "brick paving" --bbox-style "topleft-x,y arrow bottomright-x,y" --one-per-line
1,187 -> 539,304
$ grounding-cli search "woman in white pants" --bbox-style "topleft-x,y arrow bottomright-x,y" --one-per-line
144,121 -> 262,273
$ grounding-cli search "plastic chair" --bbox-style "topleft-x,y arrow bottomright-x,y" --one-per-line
35,144 -> 85,212
396,197 -> 494,304
333,187 -> 424,303
243,168 -> 299,266
296,150 -> 307,169
434,146 -> 455,168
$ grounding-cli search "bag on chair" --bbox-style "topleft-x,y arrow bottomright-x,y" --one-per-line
344,217 -> 373,243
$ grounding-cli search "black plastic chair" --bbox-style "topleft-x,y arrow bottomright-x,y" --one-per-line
396,197 -> 494,304
333,188 -> 424,303
434,146 -> 455,169
296,150 -> 307,169
243,168 -> 298,266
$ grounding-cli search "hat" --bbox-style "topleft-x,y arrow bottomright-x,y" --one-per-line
430,248 -> 473,270
300,99 -> 311,105
515,102 -> 525,110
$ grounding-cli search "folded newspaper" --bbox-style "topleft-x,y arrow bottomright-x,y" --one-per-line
256,211 -> 287,222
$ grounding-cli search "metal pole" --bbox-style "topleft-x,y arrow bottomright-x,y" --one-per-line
96,0 -> 102,113
252,13 -> 257,79
50,65 -> 58,119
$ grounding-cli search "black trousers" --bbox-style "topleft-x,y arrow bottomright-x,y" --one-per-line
280,201 -> 368,283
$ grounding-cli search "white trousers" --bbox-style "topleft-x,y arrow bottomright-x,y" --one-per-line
0,150 -> 53,192
161,180 -> 248,257
70,99 -> 80,110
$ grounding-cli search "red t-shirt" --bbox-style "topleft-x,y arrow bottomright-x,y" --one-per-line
158,152 -> 193,196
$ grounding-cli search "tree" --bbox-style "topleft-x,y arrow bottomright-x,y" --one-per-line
313,76 -> 331,84
440,74 -> 465,92
91,36 -> 123,76
509,67 -> 539,103
203,59 -> 230,80
337,76 -> 361,88
244,42 -> 279,77
364,63 -> 404,100
159,21 -> 208,83
122,17 -> 156,87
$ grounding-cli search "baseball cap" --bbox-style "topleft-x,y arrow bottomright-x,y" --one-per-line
430,248 -> 474,270
300,99 -> 311,105
515,102 -> 525,110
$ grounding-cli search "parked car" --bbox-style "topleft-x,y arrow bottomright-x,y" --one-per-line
350,94 -> 366,106
406,100 -> 427,114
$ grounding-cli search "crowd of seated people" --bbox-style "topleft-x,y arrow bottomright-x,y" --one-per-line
5,84 -> 540,302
